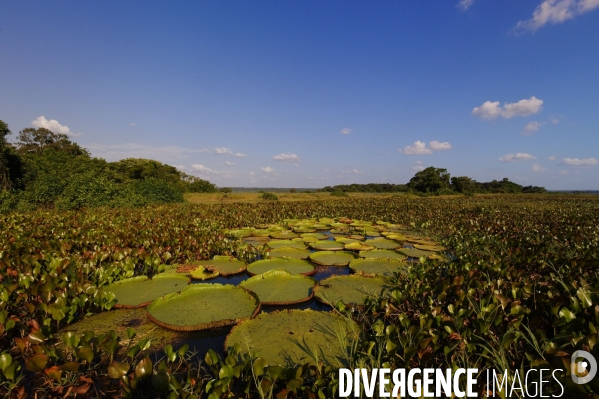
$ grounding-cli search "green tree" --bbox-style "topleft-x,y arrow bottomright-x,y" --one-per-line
450,176 -> 476,193
16,127 -> 88,156
0,120 -> 12,190
407,167 -> 450,193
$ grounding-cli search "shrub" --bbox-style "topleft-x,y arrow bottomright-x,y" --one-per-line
289,188 -> 297,193
219,187 -> 233,193
262,192 -> 278,200
330,191 -> 348,197
0,190 -> 18,213
132,178 -> 184,204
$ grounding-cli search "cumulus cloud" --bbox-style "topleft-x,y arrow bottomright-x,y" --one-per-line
499,153 -> 537,162
225,161 -> 235,166
457,0 -> 475,10
31,116 -> 82,137
400,140 -> 452,155
515,0 -> 599,32
214,147 -> 248,157
261,166 -> 275,173
532,163 -> 547,172
400,141 -> 433,155
548,156 -> 557,161
559,157 -> 598,167
192,164 -> 218,174
522,121 -> 543,135
340,128 -> 352,135
273,152 -> 301,162
429,140 -> 452,151
412,161 -> 425,172
472,97 -> 544,120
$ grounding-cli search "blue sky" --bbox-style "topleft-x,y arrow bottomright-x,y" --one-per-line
1,1 -> 598,189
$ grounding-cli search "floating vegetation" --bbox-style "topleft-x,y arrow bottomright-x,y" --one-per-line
309,251 -> 357,266
266,240 -> 307,250
146,284 -> 260,331
247,258 -> 316,276
193,256 -> 247,276
398,247 -> 438,258
105,274 -> 190,309
267,247 -> 311,260
308,240 -> 345,251
225,309 -> 356,366
367,239 -> 402,250
359,250 -> 407,259
240,269 -> 316,305
314,275 -> 392,306
349,258 -> 408,277
344,242 -> 375,251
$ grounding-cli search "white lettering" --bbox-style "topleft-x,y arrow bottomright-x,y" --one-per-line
467,368 -> 478,397
408,368 -> 422,397
391,369 -> 406,397
362,368 -> 378,398
454,369 -> 465,397
339,369 -> 352,397
436,369 -> 452,397
379,368 -> 390,397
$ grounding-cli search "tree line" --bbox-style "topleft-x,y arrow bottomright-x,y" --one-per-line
319,167 -> 546,195
0,120 -> 217,212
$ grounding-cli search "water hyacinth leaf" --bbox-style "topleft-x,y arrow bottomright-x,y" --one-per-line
267,248 -> 311,260
314,275 -> 392,306
108,361 -> 130,378
247,258 -> 315,276
359,250 -> 407,260
240,269 -> 316,305
349,258 -> 409,277
26,353 -> 48,372
309,251 -> 357,267
105,274 -> 190,309
225,310 -> 357,366
147,284 -> 260,331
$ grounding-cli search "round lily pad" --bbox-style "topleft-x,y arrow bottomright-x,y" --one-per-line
314,275 -> 392,306
344,242 -> 375,251
309,251 -> 356,266
300,233 -> 328,240
188,266 -> 220,280
367,239 -> 402,250
267,240 -> 307,250
359,250 -> 407,259
414,244 -> 446,252
225,310 -> 357,366
240,270 -> 316,305
247,258 -> 316,276
309,241 -> 345,251
398,248 -> 438,258
349,258 -> 408,277
267,248 -> 311,260
106,274 -> 190,309
269,232 -> 299,239
293,227 -> 316,233
146,284 -> 260,331
194,256 -> 247,276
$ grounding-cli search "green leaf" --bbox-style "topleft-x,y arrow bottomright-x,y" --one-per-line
135,358 -> 153,379
0,353 -> 12,371
559,308 -> 576,323
26,353 -> 48,372
108,361 -> 130,378
577,287 -> 593,309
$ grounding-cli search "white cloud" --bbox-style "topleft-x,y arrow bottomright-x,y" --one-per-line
129,122 -> 137,127
551,118 -> 560,125
341,168 -> 363,175
429,140 -> 452,151
559,157 -> 599,167
499,153 -> 537,162
548,155 -> 557,161
199,148 -> 209,153
522,121 -> 543,135
457,0 -> 475,10
31,116 -> 83,137
225,161 -> 235,166
192,164 -> 218,174
515,0 -> 599,32
214,147 -> 248,157
400,141 -> 433,155
472,97 -> 543,120
532,163 -> 547,172
261,166 -> 275,173
412,160 -> 425,172
340,128 -> 352,135
273,152 -> 301,162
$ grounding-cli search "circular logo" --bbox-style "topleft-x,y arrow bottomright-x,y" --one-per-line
571,350 -> 597,384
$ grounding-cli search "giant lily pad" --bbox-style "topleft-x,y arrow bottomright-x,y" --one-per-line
414,244 -> 446,252
188,266 -> 220,280
309,241 -> 345,251
349,258 -> 408,277
247,258 -> 316,276
267,247 -> 310,260
300,233 -> 328,240
314,275 -> 392,306
359,250 -> 407,260
193,256 -> 247,276
147,284 -> 260,331
398,248 -> 437,258
367,239 -> 401,250
269,232 -> 298,239
266,240 -> 307,250
105,275 -> 190,309
309,251 -> 356,266
240,270 -> 316,305
344,242 -> 375,251
225,310 -> 356,366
